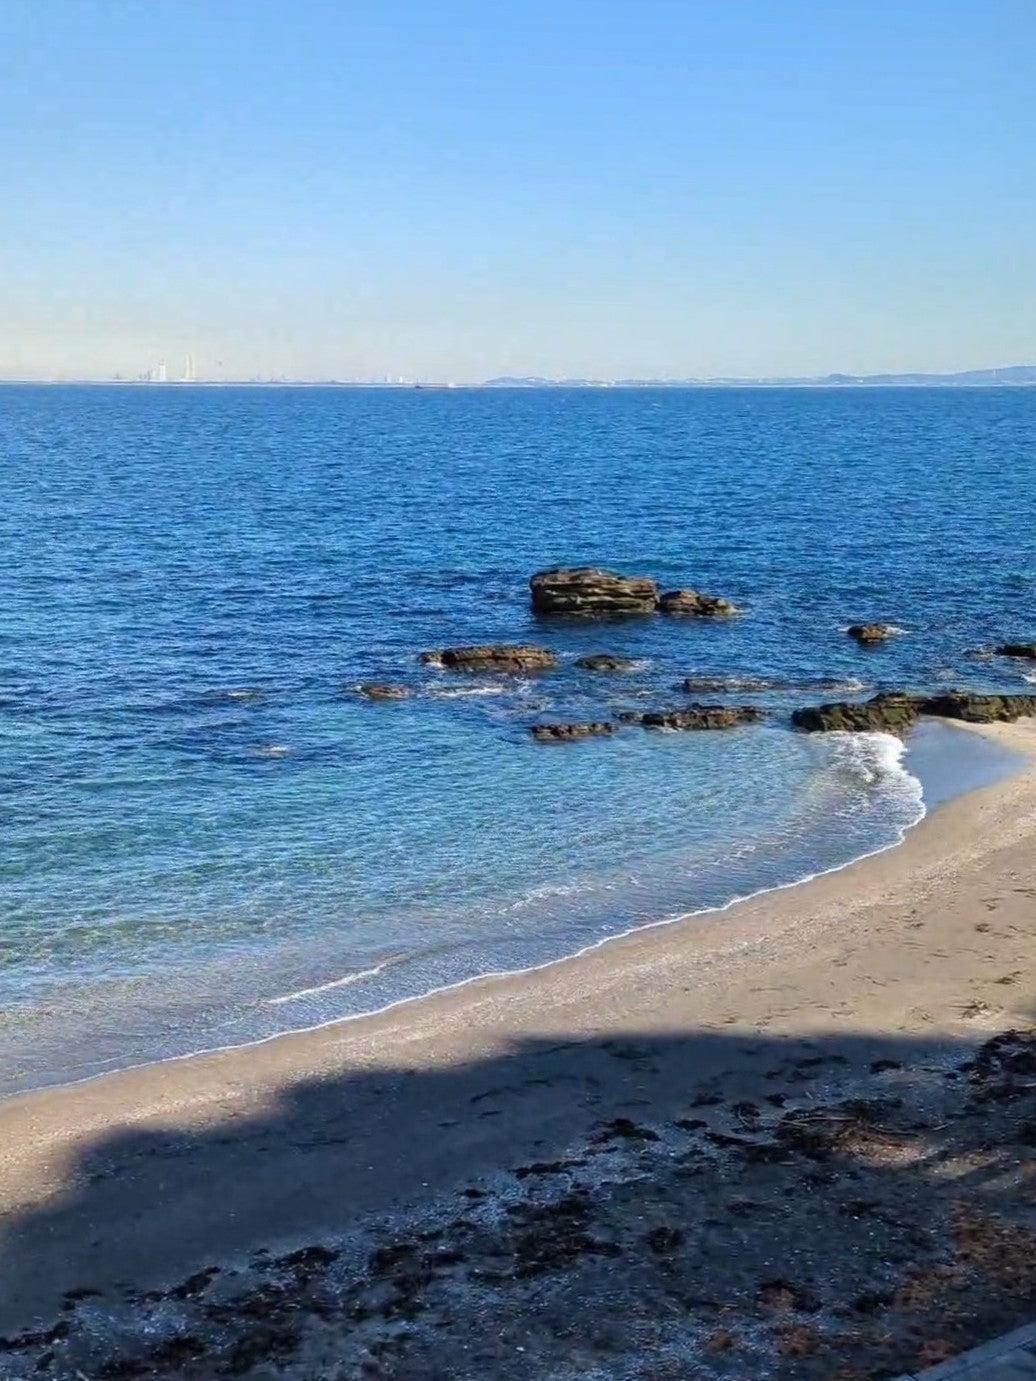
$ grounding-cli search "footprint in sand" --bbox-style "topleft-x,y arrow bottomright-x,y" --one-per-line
960,1000 -> 998,1020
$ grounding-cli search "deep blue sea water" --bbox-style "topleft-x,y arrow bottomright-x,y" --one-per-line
0,384 -> 1033,1094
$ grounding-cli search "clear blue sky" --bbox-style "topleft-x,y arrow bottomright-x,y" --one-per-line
2,0 -> 1033,381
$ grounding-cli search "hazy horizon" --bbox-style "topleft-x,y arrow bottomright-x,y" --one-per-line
3,1 -> 1033,383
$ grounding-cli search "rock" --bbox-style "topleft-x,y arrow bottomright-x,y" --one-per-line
791,693 -> 921,734
847,624 -> 896,644
530,567 -> 658,616
625,705 -> 764,731
575,654 -> 640,672
994,643 -> 1036,659
921,691 -> 1036,723
530,721 -> 616,742
659,589 -> 741,617
419,645 -> 559,673
352,682 -> 410,700
792,689 -> 1036,733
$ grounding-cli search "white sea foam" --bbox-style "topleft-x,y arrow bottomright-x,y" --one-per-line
428,684 -> 510,698
267,959 -> 395,1005
827,730 -> 922,796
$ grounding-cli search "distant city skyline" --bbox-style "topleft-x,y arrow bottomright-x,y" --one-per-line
1,2 -> 1033,382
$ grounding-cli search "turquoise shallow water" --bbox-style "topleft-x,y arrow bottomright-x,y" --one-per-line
0,384 -> 1033,1093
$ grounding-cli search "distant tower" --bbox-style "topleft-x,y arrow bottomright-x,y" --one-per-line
183,354 -> 195,383
155,360 -> 168,383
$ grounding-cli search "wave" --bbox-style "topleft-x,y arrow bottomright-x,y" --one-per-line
426,684 -> 510,698
681,675 -> 870,694
266,958 -> 399,1005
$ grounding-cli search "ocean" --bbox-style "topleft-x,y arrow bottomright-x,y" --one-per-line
0,384 -> 1032,1095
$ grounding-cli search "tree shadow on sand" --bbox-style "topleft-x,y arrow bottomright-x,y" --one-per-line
0,1019 -> 1034,1380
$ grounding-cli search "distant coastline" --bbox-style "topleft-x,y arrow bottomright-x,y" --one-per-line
483,364 -> 1036,388
1,364 -> 1034,388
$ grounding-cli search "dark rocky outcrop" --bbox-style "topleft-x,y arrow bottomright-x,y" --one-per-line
621,705 -> 764,731
994,643 -> 1036,659
791,693 -> 921,734
419,645 -> 559,673
530,568 -> 658,616
530,721 -> 617,742
352,682 -> 410,700
659,589 -> 741,617
575,654 -> 640,672
921,691 -> 1036,723
847,624 -> 896,645
792,690 -> 1036,733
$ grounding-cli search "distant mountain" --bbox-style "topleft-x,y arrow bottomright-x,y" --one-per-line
483,366 -> 1036,388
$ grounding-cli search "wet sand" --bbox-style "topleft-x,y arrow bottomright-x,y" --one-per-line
0,721 -> 1034,1376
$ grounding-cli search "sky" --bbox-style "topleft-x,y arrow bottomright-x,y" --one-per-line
1,0 -> 1034,382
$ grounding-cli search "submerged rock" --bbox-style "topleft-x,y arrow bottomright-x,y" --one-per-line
681,675 -> 775,693
847,624 -> 897,645
659,589 -> 741,617
575,653 -> 640,672
994,643 -> 1036,659
791,693 -> 921,734
419,645 -> 559,673
623,705 -> 764,731
530,567 -> 659,616
530,721 -> 616,742
352,682 -> 410,700
681,675 -> 871,695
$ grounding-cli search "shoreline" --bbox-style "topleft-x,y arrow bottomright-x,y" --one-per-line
0,718 -> 1017,1102
1,719 -> 1035,1347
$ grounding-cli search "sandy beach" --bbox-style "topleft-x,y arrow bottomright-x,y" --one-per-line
1,720 -> 1035,1379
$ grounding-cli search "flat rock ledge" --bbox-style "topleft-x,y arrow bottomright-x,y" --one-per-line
530,568 -> 739,618
419,645 -> 559,673
530,567 -> 659,616
620,705 -> 764,731
792,690 -> 1036,733
530,721 -> 616,742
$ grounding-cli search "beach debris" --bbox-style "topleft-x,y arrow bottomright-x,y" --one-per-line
574,653 -> 640,671
530,566 -> 659,616
594,1116 -> 661,1143
529,721 -> 616,742
419,644 -> 559,673
350,682 -> 411,700
622,704 -> 765,731
659,588 -> 741,617
994,642 -> 1036,659
847,623 -> 898,644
